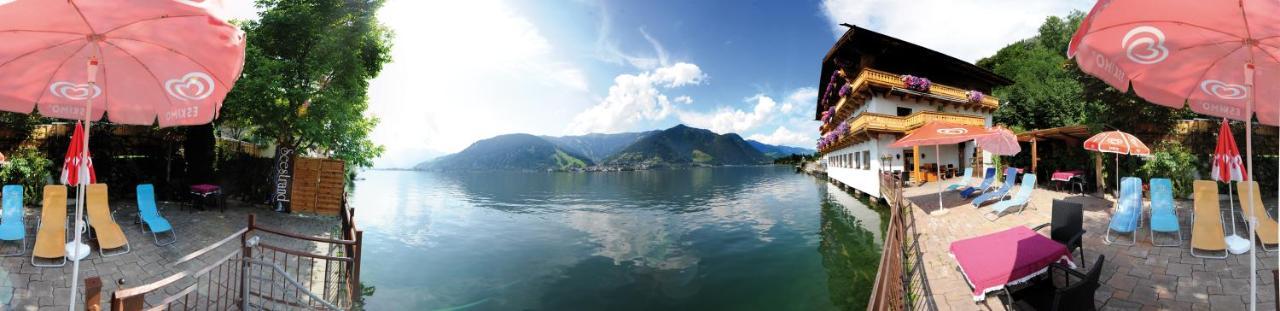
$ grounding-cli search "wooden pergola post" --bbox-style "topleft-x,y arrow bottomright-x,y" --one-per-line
1030,137 -> 1038,173
1094,152 -> 1105,196
912,145 -> 920,183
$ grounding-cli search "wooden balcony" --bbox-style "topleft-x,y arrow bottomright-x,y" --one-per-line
820,111 -> 986,153
821,68 -> 999,134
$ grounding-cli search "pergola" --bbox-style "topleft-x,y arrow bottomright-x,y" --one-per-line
1015,125 -> 1102,194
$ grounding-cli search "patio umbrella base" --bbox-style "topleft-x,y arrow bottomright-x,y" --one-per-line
65,242 -> 90,261
1226,235 -> 1251,255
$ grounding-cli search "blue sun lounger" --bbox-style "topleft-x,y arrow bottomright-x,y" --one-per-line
1105,177 -> 1143,245
137,184 -> 177,246
985,174 -> 1036,221
1148,178 -> 1180,247
945,168 -> 975,191
972,168 -> 1019,207
959,168 -> 997,199
0,185 -> 25,256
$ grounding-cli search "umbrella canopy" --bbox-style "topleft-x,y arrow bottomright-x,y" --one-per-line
0,0 -> 246,127
975,126 -> 1020,156
1083,130 -> 1150,155
59,122 -> 95,185
889,121 -> 991,148
1068,0 -> 1280,126
1212,119 -> 1247,182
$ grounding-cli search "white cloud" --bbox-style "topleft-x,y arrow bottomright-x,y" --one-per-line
674,95 -> 693,105
677,94 -> 777,134
779,87 -> 817,114
748,126 -> 812,148
820,0 -> 1091,62
369,0 -> 593,167
567,62 -> 705,134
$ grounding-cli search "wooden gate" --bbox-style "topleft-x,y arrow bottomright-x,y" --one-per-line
291,157 -> 345,215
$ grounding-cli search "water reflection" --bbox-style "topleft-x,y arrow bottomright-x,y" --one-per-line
351,167 -> 887,310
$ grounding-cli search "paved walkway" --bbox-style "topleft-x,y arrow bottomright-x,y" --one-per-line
901,176 -> 1277,310
0,197 -> 339,310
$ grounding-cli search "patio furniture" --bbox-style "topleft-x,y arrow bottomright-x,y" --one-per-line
1105,177 -> 1143,245
960,168 -> 998,199
189,184 -> 226,212
1010,255 -> 1105,311
0,185 -> 25,256
1050,170 -> 1086,193
985,174 -> 1036,221
946,168 -> 975,191
1236,181 -> 1278,252
32,185 -> 67,267
1033,199 -> 1087,268
86,184 -> 130,257
136,184 -> 177,246
949,225 -> 1076,302
1149,178 -> 1181,247
972,168 -> 1018,207
1190,180 -> 1229,259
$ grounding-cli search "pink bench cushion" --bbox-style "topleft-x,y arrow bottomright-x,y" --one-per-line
190,184 -> 220,194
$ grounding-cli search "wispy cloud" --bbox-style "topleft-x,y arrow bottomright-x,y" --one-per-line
820,0 -> 1091,62
567,62 -> 706,134
748,126 -> 812,148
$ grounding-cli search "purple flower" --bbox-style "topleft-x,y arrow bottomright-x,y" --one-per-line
902,75 -> 931,92
838,84 -> 851,97
965,90 -> 985,103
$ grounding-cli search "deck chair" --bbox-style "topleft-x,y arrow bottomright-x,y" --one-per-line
136,184 -> 176,246
959,167 -> 998,199
1148,178 -> 1181,247
1104,177 -> 1143,245
985,174 -> 1036,221
1034,199 -> 1087,268
0,185 -> 25,256
945,168 -> 974,191
32,185 -> 67,267
1236,181 -> 1278,252
971,168 -> 1018,207
86,184 -> 129,257
1011,255 -> 1105,311
1190,180 -> 1228,259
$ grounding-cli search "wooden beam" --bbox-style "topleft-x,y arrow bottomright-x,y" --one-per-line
913,145 -> 921,183
1031,138 -> 1038,173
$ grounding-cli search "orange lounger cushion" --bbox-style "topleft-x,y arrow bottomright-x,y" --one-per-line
33,185 -> 66,260
87,184 -> 128,250
1237,181 -> 1279,246
1191,181 -> 1226,252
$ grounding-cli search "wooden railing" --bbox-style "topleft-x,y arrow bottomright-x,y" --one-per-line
868,172 -> 910,310
822,68 -> 999,133
87,200 -> 364,310
820,111 -> 986,153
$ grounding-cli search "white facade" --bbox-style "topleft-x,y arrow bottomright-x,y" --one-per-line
821,96 -> 994,198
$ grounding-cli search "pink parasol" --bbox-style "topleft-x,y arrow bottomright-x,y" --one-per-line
0,1 -> 245,309
1069,1 -> 1279,307
890,121 -> 992,213
59,122 -> 96,185
974,126 -> 1020,156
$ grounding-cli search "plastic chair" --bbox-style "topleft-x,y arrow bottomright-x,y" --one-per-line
1148,178 -> 1181,247
137,184 -> 177,246
1105,177 -> 1143,245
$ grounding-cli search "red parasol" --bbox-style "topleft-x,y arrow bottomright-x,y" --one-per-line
59,122 -> 96,185
890,121 -> 992,213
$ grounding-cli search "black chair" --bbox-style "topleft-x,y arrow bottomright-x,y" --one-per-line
1011,255 -> 1105,311
1033,199 -> 1086,267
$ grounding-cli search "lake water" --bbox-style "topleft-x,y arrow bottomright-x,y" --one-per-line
350,166 -> 886,310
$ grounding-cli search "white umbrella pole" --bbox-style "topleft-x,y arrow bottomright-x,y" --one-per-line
1245,78 -> 1257,311
1115,153 -> 1120,201
67,80 -> 90,311
936,144 -> 942,211
1229,182 -> 1238,236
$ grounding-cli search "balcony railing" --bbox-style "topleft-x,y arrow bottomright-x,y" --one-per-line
820,111 -> 986,153
822,69 -> 999,133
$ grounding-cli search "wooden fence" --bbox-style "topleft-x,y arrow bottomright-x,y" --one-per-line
292,157 -> 346,215
867,172 -> 910,310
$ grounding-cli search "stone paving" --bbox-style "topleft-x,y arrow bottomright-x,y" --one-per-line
0,197 -> 339,310
900,177 -> 1277,311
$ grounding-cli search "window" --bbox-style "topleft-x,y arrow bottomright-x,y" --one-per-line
855,152 -> 861,169
863,151 -> 871,170
896,107 -> 913,117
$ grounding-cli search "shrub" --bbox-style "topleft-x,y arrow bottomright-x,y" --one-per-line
1138,141 -> 1198,199
0,147 -> 52,205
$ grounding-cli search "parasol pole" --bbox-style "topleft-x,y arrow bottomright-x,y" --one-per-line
67,57 -> 96,311
936,144 -> 942,211
1244,63 -> 1257,311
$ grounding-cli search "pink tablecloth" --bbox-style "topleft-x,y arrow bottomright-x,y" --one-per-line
949,226 -> 1074,301
1050,170 -> 1085,182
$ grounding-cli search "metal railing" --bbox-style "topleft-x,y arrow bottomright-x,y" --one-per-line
822,68 -> 1000,133
87,201 -> 365,310
867,172 -> 910,310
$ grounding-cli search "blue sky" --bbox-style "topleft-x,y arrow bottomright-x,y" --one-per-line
227,0 -> 1094,168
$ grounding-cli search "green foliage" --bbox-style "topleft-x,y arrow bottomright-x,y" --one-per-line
1138,142 -> 1199,199
773,153 -> 816,165
221,0 -> 393,168
0,147 -> 51,205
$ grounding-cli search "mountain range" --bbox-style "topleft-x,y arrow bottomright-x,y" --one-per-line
416,125 -> 814,171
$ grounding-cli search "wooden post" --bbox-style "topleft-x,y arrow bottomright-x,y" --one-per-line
912,145 -> 920,183
84,276 -> 102,311
1031,138 -> 1038,173
1094,152 -> 1105,196
111,279 -> 143,311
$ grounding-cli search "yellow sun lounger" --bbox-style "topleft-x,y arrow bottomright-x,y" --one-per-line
32,185 -> 67,267
1237,181 -> 1278,252
87,184 -> 129,257
1190,181 -> 1227,259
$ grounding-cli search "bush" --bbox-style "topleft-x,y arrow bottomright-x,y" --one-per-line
0,147 -> 52,205
1138,142 -> 1198,199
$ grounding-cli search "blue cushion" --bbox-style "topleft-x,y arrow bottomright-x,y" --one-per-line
0,185 -> 22,241
1149,178 -> 1179,232
137,184 -> 173,233
1109,177 -> 1143,233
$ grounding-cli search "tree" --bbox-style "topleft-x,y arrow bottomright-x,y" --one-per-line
221,0 -> 392,168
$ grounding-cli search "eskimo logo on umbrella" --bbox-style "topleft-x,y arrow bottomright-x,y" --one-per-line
1122,26 -> 1169,64
937,128 -> 967,135
165,72 -> 215,101
49,82 -> 101,100
1199,80 -> 1247,99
